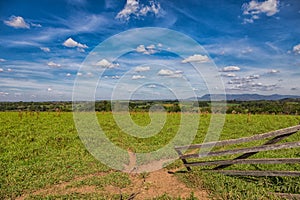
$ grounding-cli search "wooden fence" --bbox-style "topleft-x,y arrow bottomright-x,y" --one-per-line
175,124 -> 300,177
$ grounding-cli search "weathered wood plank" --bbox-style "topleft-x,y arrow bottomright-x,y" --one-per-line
181,141 -> 300,159
271,193 -> 300,200
175,148 -> 191,171
176,125 -> 300,174
185,158 -> 300,167
214,132 -> 295,170
175,125 -> 300,151
206,170 -> 300,177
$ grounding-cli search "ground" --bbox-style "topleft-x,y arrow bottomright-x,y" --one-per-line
17,169 -> 208,200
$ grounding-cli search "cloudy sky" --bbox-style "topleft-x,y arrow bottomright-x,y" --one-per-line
0,0 -> 300,101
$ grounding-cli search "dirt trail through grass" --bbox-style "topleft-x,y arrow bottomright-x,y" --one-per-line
17,169 -> 208,199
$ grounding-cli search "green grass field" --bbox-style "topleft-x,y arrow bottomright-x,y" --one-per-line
1,112 -> 300,199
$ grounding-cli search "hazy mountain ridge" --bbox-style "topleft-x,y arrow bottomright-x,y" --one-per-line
195,94 -> 300,101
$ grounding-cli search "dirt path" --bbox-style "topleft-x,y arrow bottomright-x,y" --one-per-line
16,172 -> 107,200
113,169 -> 208,199
17,169 -> 209,200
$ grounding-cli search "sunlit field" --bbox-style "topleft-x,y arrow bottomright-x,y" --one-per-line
1,112 -> 300,199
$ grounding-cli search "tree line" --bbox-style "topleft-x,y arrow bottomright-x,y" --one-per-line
0,99 -> 300,114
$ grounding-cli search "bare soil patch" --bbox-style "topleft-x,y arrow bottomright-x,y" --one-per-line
112,169 -> 208,199
17,169 -> 208,199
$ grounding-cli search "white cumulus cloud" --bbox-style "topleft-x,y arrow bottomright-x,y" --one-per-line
242,0 -> 279,23
0,68 -> 3,72
136,45 -> 147,53
243,18 -> 254,24
112,75 -> 120,79
40,47 -> 50,52
158,69 -> 183,78
182,54 -> 210,63
147,44 -> 155,49
47,61 -> 61,68
223,73 -> 236,77
247,74 -> 260,79
293,44 -> 300,54
116,0 -> 162,21
132,75 -> 145,80
268,69 -> 280,74
4,16 -> 30,29
148,84 -> 157,88
116,0 -> 139,21
0,92 -> 9,96
221,66 -> 241,72
134,66 -> 150,72
136,44 -> 156,55
0,58 -> 5,62
243,0 -> 279,16
95,59 -> 119,69
63,38 -> 88,49
227,82 -> 278,92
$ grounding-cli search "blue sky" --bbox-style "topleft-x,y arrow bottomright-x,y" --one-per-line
0,0 -> 300,101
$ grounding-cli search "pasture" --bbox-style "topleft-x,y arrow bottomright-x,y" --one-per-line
1,112 -> 300,199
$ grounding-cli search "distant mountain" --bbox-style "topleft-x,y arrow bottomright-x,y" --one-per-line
194,94 -> 300,101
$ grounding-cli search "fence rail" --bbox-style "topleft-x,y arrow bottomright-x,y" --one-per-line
175,125 -> 300,151
175,124 -> 300,176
